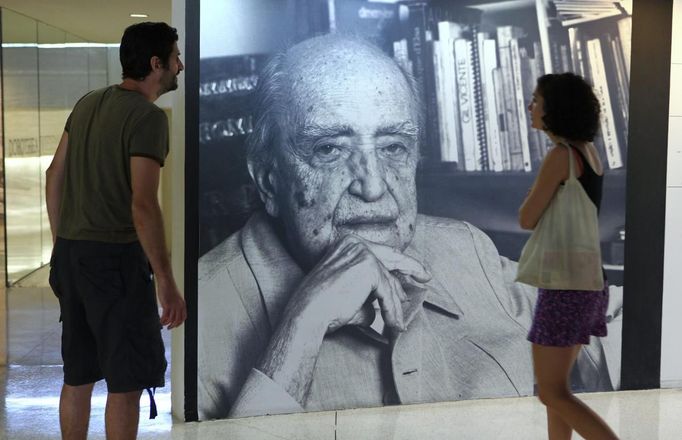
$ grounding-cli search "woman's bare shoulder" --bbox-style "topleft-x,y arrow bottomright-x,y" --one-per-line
542,143 -> 583,178
543,144 -> 570,168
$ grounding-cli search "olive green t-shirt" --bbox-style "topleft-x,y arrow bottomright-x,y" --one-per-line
57,85 -> 169,242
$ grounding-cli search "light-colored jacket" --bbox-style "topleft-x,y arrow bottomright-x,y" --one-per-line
198,212 -> 621,420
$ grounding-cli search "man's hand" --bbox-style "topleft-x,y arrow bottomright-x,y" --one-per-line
285,235 -> 431,334
257,234 -> 431,404
157,278 -> 187,330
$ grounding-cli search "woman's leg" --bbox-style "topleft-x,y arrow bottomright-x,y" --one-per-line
547,407 -> 572,440
532,343 -> 618,440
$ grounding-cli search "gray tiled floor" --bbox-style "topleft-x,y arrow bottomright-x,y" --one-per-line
3,266 -> 682,439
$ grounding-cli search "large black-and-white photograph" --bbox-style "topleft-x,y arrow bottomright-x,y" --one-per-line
197,0 -> 631,420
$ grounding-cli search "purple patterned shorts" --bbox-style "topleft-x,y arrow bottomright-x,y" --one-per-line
527,284 -> 609,347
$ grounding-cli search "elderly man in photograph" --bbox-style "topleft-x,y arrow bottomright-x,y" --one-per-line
197,34 -> 621,420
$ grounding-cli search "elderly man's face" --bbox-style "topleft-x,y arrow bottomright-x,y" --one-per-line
265,45 -> 420,268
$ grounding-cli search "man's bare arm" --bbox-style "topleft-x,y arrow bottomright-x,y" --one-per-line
131,156 -> 186,329
45,131 -> 69,244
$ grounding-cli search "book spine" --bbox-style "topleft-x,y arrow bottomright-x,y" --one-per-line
530,41 -> 548,157
536,0 -> 554,74
492,67 -> 511,170
617,16 -> 632,82
586,38 -> 623,169
483,38 -> 503,171
497,26 -> 524,171
437,21 -> 464,165
610,35 -> 629,127
560,43 -> 571,73
393,39 -> 412,73
510,38 -> 532,171
472,30 -> 487,171
567,27 -> 586,76
520,47 -> 543,169
433,40 -> 454,162
550,40 -> 562,73
403,3 -> 441,162
454,38 -> 479,171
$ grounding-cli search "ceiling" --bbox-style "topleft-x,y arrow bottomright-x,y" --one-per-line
0,0 -> 170,43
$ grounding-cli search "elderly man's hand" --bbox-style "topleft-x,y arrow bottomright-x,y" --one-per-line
257,235 -> 431,405
285,235 -> 431,333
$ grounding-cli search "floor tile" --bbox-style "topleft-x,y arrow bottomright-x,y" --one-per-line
3,265 -> 682,439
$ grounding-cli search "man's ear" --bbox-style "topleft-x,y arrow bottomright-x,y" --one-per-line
150,55 -> 163,73
247,159 -> 279,217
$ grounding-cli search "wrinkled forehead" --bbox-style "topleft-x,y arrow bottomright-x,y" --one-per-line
281,42 -> 418,131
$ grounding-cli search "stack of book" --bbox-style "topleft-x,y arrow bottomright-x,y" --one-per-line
392,0 -> 631,172
540,0 -> 632,170
396,1 -> 547,171
553,0 -> 630,27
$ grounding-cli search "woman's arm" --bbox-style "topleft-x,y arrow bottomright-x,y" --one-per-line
518,145 -> 582,230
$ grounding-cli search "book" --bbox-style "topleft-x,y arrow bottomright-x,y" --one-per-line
520,45 -> 543,169
609,34 -> 629,127
433,41 -> 455,163
482,38 -> 503,171
397,1 -> 482,163
529,54 -> 544,165
531,41 -> 548,158
496,26 -> 525,171
492,67 -> 511,170
535,0 -> 553,74
550,40 -> 563,73
454,38 -> 480,171
567,27 -> 585,76
473,30 -> 488,170
435,21 -> 465,164
617,16 -> 632,81
586,38 -> 623,169
510,38 -> 532,171
393,38 -> 413,74
552,0 -> 624,26
399,2 -> 441,162
560,43 -> 572,72
533,40 -> 546,78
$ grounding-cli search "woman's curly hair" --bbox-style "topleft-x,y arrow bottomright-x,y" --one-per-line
536,72 -> 601,142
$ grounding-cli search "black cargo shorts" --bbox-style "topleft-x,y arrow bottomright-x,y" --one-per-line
49,238 -> 166,392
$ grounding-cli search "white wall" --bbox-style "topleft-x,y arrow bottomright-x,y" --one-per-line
661,0 -> 682,389
170,0 -> 186,420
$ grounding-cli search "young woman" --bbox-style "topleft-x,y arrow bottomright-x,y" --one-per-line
519,72 -> 619,440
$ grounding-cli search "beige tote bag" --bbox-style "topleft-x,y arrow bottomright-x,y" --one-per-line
516,144 -> 604,291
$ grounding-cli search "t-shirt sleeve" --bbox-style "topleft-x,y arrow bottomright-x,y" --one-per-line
64,112 -> 72,133
65,90 -> 95,134
129,110 -> 169,166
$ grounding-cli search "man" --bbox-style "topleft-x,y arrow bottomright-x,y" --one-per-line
198,34 -> 621,420
46,22 -> 186,440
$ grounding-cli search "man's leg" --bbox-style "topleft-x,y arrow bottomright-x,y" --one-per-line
60,382 -> 95,440
105,390 -> 143,440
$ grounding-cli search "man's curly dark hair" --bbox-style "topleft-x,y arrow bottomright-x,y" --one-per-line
536,72 -> 601,142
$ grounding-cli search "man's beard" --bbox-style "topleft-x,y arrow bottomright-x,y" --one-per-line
160,74 -> 178,94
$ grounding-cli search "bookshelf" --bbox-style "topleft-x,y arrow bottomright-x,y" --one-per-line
197,0 -> 630,273
417,169 -> 626,283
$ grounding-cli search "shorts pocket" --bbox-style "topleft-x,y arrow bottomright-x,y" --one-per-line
126,316 -> 166,387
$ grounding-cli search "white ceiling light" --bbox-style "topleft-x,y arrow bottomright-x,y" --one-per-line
130,13 -> 148,18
